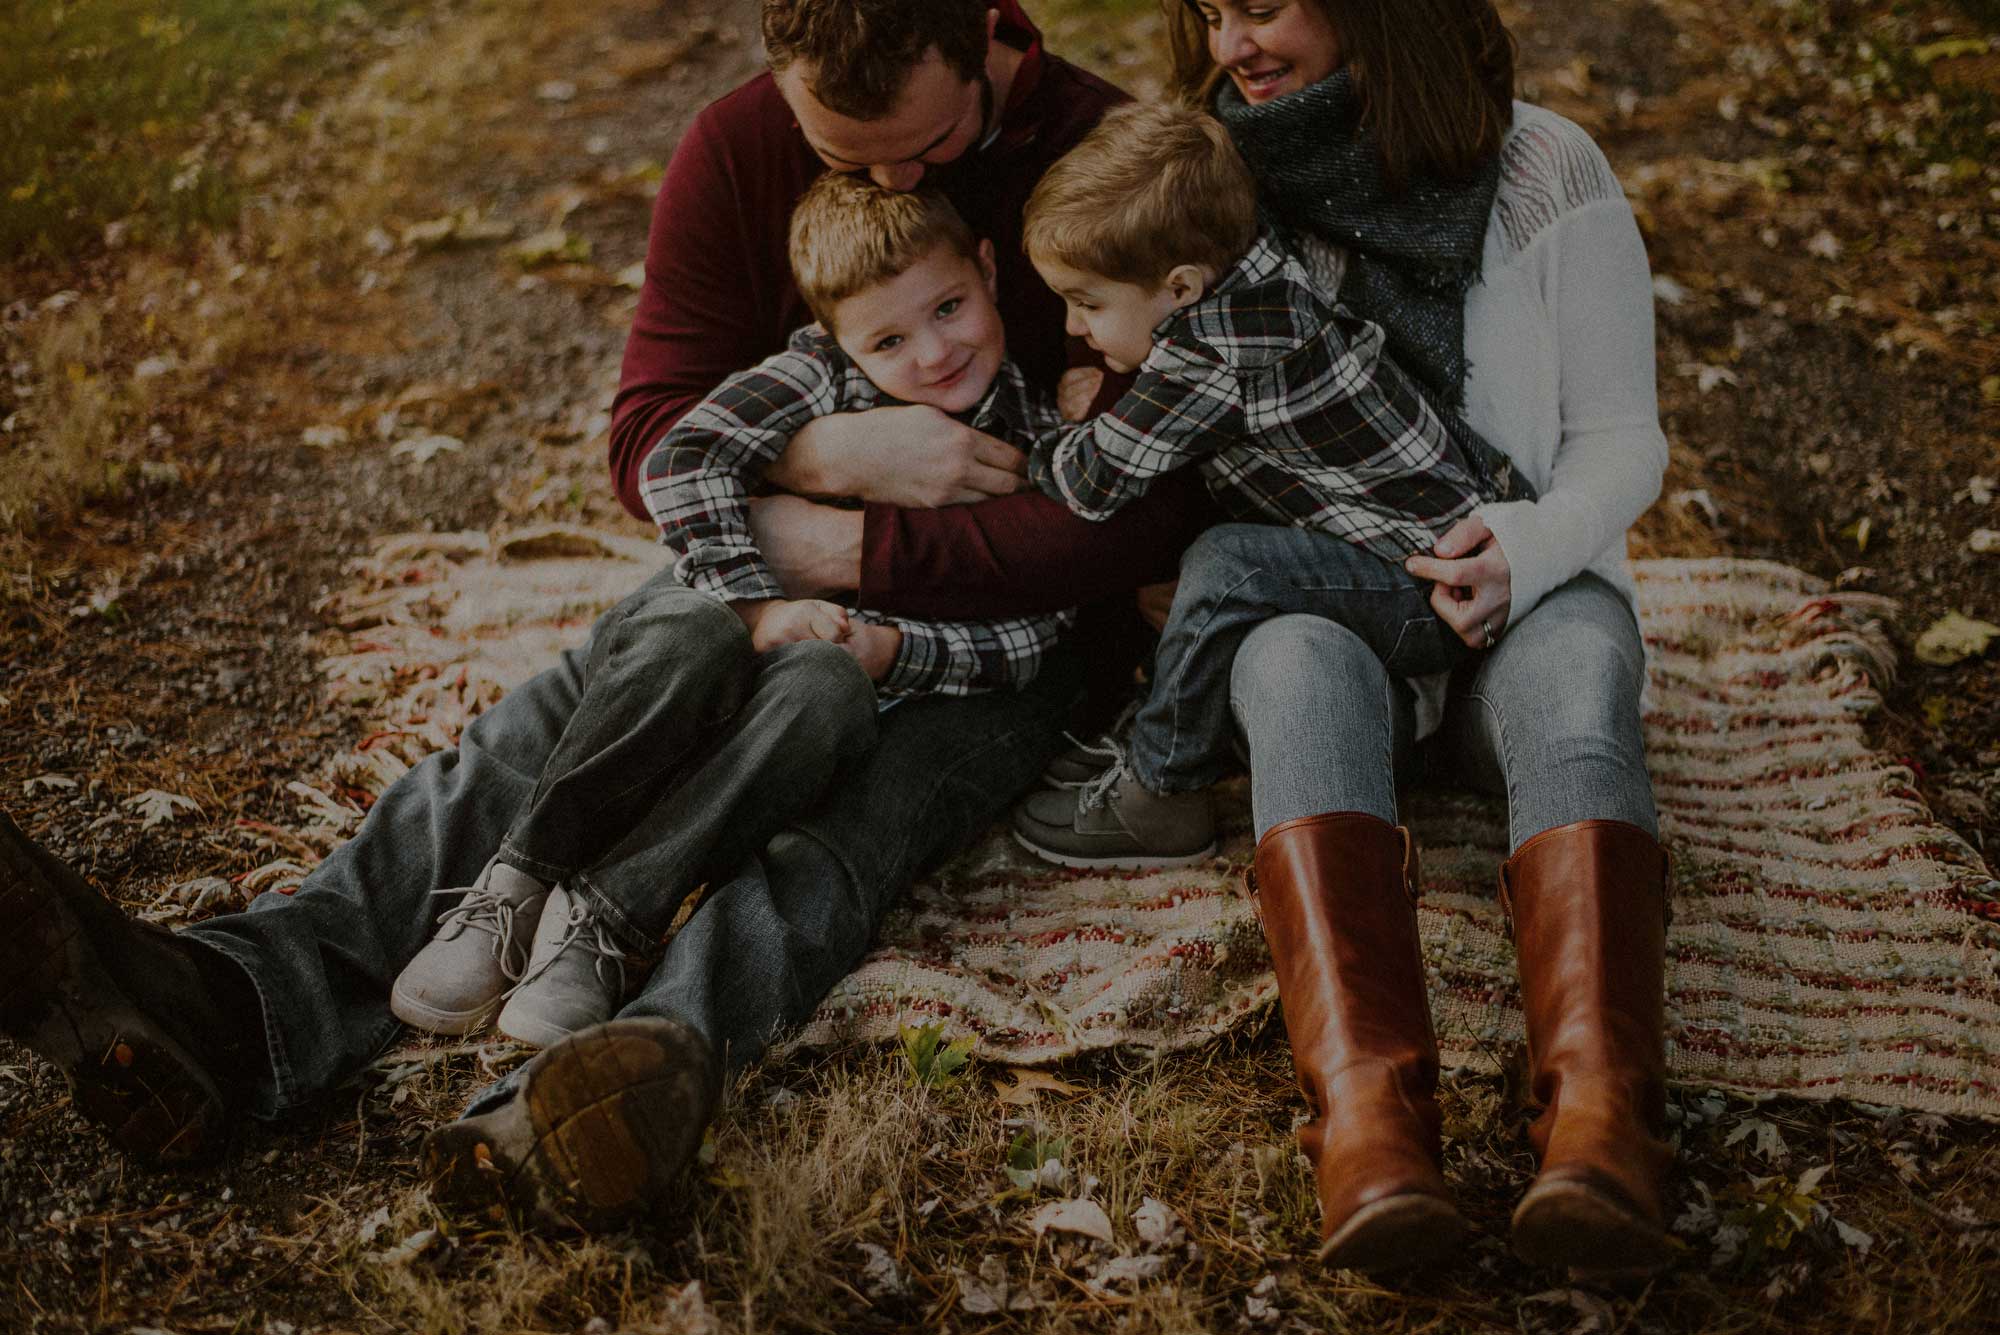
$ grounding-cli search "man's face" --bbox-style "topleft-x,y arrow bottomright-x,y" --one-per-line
827,241 -> 1006,413
777,48 -> 991,192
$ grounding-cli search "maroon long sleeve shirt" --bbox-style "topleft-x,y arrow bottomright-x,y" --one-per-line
608,2 -> 1213,619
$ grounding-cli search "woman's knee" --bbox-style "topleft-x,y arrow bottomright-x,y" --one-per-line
1231,613 -> 1389,717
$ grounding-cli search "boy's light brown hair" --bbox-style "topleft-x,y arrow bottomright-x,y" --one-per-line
1022,100 -> 1258,289
788,172 -> 980,332
762,0 -> 988,121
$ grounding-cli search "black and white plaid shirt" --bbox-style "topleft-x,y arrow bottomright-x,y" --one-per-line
1029,232 -> 1529,558
640,326 -> 1071,699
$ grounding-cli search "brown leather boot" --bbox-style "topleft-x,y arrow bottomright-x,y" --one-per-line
1501,819 -> 1675,1273
1252,812 -> 1464,1270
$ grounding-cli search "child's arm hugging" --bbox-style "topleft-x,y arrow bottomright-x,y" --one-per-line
1028,348 -> 1245,523
639,342 -> 889,660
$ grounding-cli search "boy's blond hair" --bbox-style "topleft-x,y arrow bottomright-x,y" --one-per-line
1023,101 -> 1258,288
788,173 -> 979,332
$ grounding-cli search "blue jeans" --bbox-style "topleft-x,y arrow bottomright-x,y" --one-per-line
498,573 -> 878,946
185,586 -> 1083,1115
1226,569 -> 1656,848
1129,523 -> 1467,795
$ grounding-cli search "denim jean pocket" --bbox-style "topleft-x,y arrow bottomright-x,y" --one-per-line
1385,612 -> 1464,677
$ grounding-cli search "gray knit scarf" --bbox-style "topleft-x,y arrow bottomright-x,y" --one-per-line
1213,70 -> 1500,408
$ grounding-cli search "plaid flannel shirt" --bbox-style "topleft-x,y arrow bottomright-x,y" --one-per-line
640,326 -> 1072,699
1029,232 -> 1530,560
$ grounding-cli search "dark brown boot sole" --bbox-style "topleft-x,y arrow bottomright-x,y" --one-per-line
424,1017 -> 718,1228
1318,1192 -> 1467,1272
1511,1178 -> 1674,1275
0,812 -> 226,1164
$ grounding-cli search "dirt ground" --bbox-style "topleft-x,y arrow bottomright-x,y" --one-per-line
2,0 -> 1997,1331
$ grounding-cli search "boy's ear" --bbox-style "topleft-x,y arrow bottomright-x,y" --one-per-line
1166,264 -> 1208,310
977,238 -> 998,299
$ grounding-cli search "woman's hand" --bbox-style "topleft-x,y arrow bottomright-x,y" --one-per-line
746,494 -> 864,598
1404,514 -> 1513,650
1057,367 -> 1105,422
767,406 -> 1027,507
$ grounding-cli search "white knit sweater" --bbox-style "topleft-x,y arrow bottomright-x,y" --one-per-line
1297,103 -> 1667,733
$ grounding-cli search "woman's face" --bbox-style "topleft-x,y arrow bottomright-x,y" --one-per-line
1193,1 -> 1344,105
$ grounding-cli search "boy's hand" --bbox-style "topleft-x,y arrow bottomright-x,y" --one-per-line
838,621 -> 903,683
1135,579 -> 1178,633
1057,367 -> 1105,422
772,406 -> 1026,507
735,598 -> 852,653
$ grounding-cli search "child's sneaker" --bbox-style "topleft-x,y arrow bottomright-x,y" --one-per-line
496,886 -> 632,1048
1041,699 -> 1141,789
392,860 -> 551,1035
1012,762 -> 1216,869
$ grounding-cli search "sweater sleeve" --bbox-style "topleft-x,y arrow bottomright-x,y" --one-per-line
609,110 -> 784,522
1475,197 -> 1669,628
855,471 -> 1216,620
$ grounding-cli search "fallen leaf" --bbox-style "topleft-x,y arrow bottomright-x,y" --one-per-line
1805,229 -> 1842,260
855,1242 -> 907,1298
1830,1215 -> 1875,1253
1090,1253 -> 1165,1289
1839,516 -> 1875,551
391,434 -> 464,465
1913,37 -> 1991,64
509,228 -> 591,268
1026,1197 -> 1114,1244
992,1068 -> 1082,1105
367,1228 -> 439,1266
1004,1129 -> 1069,1192
956,1254 -> 1040,1313
1724,1116 -> 1790,1163
22,773 -> 77,795
1966,528 -> 2000,555
124,789 -> 200,828
1651,274 -> 1690,306
301,424 -> 350,448
536,78 -> 577,102
357,1205 -> 392,1246
1672,488 -> 1723,527
1677,361 -> 1740,394
1914,611 -> 2000,667
1133,1197 -> 1187,1249
132,354 -> 179,380
615,260 -> 646,290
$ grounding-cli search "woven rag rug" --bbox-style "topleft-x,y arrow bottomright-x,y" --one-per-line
298,526 -> 2000,1120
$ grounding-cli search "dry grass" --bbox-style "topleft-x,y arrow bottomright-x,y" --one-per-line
317,1035 -> 1998,1335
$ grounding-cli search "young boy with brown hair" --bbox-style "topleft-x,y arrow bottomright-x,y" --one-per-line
1011,99 -> 1530,869
391,175 -> 1071,1048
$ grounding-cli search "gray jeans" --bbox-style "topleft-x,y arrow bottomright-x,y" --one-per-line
186,583 -> 1082,1116
498,573 -> 878,946
1227,571 -> 1657,848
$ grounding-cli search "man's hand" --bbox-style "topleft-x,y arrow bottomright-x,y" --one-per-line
1404,514 -> 1514,649
768,405 -> 1027,507
747,494 -> 864,599
838,621 -> 903,683
735,597 -> 852,653
1057,367 -> 1105,422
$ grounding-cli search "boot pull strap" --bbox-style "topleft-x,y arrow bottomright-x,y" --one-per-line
1399,826 -> 1421,904
1496,860 -> 1516,935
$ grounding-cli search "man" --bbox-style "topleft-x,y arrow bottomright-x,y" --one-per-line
1,0 -> 1204,1227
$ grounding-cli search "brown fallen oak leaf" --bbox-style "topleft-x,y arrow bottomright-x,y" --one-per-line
992,1068 -> 1083,1105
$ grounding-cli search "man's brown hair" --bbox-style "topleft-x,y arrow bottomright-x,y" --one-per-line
762,0 -> 990,120
1022,101 -> 1259,290
1163,0 -> 1515,192
789,172 -> 981,331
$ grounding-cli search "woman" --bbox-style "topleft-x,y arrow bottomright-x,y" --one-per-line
1165,0 -> 1673,1274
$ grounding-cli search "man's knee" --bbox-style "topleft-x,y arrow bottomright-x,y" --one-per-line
599,586 -> 751,681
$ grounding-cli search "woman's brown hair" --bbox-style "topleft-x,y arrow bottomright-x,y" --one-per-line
1164,0 -> 1516,192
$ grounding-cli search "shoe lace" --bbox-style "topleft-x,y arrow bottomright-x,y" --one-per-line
1077,736 -> 1133,813
430,886 -> 533,981
509,891 -> 631,997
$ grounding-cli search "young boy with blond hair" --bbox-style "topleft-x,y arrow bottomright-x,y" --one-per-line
1011,99 -> 1530,869
391,175 -> 1070,1047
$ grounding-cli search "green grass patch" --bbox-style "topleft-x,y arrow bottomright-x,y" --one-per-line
2,0 -> 405,260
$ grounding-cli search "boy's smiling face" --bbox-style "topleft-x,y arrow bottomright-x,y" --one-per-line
1033,257 -> 1202,374
827,239 -> 1005,412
